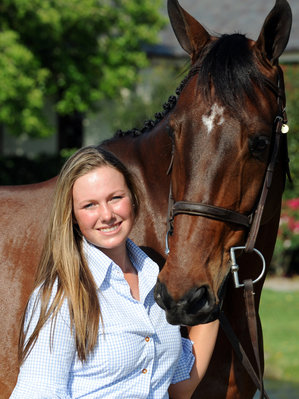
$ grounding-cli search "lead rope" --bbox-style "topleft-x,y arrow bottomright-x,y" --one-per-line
244,279 -> 266,399
219,280 -> 270,399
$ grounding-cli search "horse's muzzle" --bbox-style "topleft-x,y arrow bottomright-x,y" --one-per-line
154,280 -> 220,326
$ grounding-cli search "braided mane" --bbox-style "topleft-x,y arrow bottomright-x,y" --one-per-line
114,33 -> 269,138
113,72 -> 191,138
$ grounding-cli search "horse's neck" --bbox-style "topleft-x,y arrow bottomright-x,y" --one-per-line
104,124 -> 171,262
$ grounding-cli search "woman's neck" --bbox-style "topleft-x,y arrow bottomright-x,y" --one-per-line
97,241 -> 134,274
99,242 -> 139,301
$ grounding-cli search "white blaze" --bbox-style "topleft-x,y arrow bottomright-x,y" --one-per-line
202,103 -> 225,134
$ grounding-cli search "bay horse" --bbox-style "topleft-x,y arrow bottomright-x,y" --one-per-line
0,0 -> 292,398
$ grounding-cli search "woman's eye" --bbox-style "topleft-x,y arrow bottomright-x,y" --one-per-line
111,196 -> 123,201
84,203 -> 94,209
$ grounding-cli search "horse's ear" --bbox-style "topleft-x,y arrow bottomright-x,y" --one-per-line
254,0 -> 292,65
167,0 -> 211,60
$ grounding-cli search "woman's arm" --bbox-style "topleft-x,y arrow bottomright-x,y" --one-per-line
10,292 -> 76,399
168,319 -> 219,399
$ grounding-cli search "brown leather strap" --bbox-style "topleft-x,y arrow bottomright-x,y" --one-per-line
245,107 -> 284,252
219,281 -> 270,399
173,202 -> 251,228
219,311 -> 269,398
244,279 -> 266,399
166,139 -> 175,175
167,184 -> 174,232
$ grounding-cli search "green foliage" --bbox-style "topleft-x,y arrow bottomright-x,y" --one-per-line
260,288 -> 299,383
271,198 -> 299,276
269,66 -> 299,276
282,65 -> 299,199
101,62 -> 185,133
0,30 -> 52,137
0,0 -> 166,138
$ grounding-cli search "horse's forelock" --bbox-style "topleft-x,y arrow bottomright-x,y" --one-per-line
196,33 -> 268,111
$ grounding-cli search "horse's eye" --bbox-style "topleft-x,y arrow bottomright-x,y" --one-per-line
250,136 -> 270,155
166,125 -> 174,139
255,139 -> 269,151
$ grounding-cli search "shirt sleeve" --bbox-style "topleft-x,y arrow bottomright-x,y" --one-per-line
170,337 -> 195,384
10,288 -> 76,399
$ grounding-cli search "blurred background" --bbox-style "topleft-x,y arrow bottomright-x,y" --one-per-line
0,0 -> 298,395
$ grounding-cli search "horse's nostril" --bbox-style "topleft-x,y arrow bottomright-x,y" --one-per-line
187,287 -> 209,315
154,279 -> 171,310
154,280 -> 216,325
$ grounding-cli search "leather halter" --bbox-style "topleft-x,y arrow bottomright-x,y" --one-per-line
165,73 -> 290,255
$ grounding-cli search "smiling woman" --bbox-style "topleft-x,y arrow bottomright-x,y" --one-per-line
72,166 -> 135,262
10,145 -> 219,399
73,166 -> 139,299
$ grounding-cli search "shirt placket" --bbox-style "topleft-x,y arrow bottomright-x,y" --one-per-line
133,302 -> 156,397
111,264 -> 156,397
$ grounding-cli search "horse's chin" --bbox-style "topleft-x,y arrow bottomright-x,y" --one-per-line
165,306 -> 220,326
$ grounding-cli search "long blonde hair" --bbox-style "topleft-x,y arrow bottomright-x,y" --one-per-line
19,146 -> 140,364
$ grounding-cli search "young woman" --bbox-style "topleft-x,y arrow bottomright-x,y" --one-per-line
10,146 -> 219,399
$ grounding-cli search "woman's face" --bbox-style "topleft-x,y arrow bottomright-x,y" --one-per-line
72,166 -> 135,256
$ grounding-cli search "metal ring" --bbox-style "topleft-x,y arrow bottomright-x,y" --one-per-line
230,246 -> 266,288
165,230 -> 171,255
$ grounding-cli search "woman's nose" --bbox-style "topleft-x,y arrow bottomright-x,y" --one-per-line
99,203 -> 114,222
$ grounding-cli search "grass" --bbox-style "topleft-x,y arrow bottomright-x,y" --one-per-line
259,288 -> 299,383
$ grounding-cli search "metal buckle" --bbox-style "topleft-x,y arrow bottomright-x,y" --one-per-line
230,246 -> 266,288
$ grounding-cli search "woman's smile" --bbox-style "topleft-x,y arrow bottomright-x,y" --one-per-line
72,166 -> 135,256
98,222 -> 122,233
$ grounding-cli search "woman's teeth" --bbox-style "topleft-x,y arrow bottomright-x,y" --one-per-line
100,224 -> 119,232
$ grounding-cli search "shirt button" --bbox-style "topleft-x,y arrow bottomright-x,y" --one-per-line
142,369 -> 147,374
145,336 -> 150,342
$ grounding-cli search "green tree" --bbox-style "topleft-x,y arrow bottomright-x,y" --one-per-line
283,65 -> 299,199
101,63 -> 184,134
0,29 -> 51,138
0,0 -> 166,147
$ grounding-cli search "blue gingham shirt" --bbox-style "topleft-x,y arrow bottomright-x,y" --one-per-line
10,239 -> 194,398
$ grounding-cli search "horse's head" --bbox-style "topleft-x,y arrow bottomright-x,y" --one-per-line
154,0 -> 292,326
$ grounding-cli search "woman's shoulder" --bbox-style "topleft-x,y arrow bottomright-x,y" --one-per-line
27,280 -> 59,309
25,280 -> 70,328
